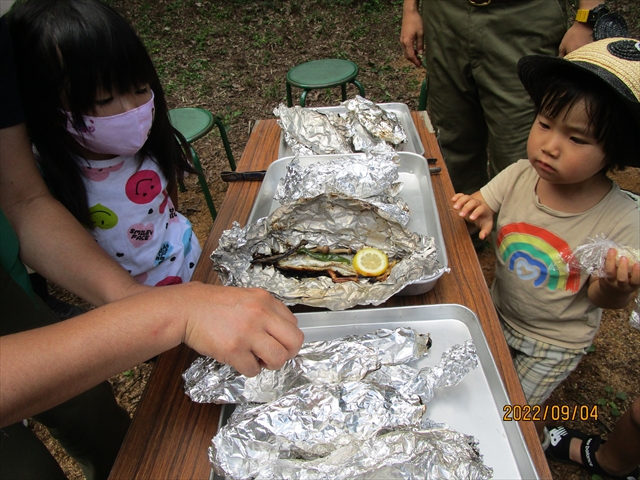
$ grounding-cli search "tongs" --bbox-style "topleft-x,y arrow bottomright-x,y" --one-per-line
220,161 -> 440,182
220,170 -> 266,182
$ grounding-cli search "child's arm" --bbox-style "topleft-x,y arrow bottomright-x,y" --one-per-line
451,191 -> 496,240
0,123 -> 149,305
588,248 -> 640,309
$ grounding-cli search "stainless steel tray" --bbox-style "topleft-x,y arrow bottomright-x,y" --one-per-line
247,152 -> 447,295
215,305 -> 538,480
278,102 -> 425,157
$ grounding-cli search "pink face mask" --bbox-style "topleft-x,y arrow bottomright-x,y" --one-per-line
65,90 -> 155,157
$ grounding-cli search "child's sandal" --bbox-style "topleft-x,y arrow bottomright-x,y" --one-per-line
545,426 -> 640,480
544,425 -> 587,465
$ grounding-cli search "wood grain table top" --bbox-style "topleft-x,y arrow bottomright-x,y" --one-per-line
109,112 -> 551,480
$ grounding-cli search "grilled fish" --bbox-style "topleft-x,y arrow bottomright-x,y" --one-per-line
276,253 -> 356,277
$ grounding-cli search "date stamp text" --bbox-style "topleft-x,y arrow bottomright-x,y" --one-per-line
503,404 -> 598,422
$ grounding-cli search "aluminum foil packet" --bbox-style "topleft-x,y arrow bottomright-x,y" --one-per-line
273,153 -> 411,226
211,194 -> 443,310
569,235 -> 640,330
343,96 -> 407,146
569,235 -> 640,277
212,381 -> 426,470
209,339 -> 486,479
274,96 -> 406,156
274,104 -> 352,155
249,424 -> 492,480
366,340 -> 478,404
183,327 -> 432,404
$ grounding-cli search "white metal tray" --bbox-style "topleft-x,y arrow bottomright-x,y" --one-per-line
278,102 -> 425,157
215,305 -> 538,480
247,152 -> 447,295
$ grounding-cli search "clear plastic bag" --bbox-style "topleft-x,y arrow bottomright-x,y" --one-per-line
569,235 -> 640,330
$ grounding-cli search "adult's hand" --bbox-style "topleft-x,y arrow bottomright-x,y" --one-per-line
400,0 -> 424,68
0,282 -> 304,425
183,284 -> 304,377
558,21 -> 594,57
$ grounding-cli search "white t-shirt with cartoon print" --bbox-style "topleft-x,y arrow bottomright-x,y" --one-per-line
76,153 -> 201,286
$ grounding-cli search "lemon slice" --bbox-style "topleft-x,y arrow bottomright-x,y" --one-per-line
352,247 -> 389,277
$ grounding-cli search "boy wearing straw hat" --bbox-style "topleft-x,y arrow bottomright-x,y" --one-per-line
451,37 -> 640,473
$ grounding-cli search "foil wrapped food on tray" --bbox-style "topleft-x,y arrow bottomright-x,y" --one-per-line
274,96 -> 407,156
184,327 -> 432,404
181,328 -> 490,479
273,152 -> 411,226
211,194 -> 443,310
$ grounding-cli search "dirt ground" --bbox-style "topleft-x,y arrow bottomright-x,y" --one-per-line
27,0 -> 639,478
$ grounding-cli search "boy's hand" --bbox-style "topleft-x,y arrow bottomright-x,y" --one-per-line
451,192 -> 495,240
589,248 -> 640,309
599,248 -> 640,295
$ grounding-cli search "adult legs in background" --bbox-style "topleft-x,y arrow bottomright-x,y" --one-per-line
422,0 -> 566,194
0,268 -> 130,480
0,383 -> 130,480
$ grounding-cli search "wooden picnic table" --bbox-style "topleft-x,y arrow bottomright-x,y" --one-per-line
109,111 -> 552,480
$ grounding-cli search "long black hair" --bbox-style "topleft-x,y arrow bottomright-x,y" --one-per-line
528,65 -> 639,172
7,0 -> 194,225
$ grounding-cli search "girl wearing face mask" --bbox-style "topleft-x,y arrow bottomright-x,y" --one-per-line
8,0 -> 201,286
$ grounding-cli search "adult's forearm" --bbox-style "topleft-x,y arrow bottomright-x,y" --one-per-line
403,0 -> 419,15
0,285 -> 184,427
577,0 -> 603,10
13,193 -> 148,305
0,123 -> 147,306
0,282 -> 304,427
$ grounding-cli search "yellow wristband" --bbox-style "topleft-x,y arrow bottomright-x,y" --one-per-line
575,9 -> 590,22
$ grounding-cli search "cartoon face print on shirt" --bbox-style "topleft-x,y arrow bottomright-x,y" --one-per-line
154,241 -> 173,266
155,276 -> 183,286
88,203 -> 118,229
182,221 -> 194,256
159,190 -> 169,214
129,223 -> 155,248
81,161 -> 125,181
126,170 -> 162,204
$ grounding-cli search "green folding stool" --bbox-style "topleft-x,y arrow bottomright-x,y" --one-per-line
286,59 -> 366,107
168,107 -> 236,222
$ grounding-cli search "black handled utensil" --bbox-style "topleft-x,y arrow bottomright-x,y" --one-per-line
220,170 -> 267,182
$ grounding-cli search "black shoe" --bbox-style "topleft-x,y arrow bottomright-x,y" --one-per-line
546,426 -> 640,480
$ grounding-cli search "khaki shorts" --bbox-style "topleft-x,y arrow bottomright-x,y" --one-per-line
502,320 -> 586,405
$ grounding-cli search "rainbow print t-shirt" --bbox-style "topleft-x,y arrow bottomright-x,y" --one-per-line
480,160 -> 639,349
496,222 -> 580,293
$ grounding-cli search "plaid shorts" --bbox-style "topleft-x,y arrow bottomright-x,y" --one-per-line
502,321 -> 587,406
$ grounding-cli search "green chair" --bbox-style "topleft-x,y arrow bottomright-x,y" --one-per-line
168,107 -> 236,222
286,59 -> 366,107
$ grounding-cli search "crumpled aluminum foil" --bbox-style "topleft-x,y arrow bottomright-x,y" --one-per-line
252,423 -> 493,480
569,235 -> 640,330
569,235 -> 640,277
343,96 -> 407,146
274,96 -> 406,156
211,194 -> 443,310
183,327 -> 432,404
275,105 -> 352,156
273,153 -> 411,226
208,338 -> 487,479
366,340 -> 478,404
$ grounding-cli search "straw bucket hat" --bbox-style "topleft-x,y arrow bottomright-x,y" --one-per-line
518,38 -> 640,135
